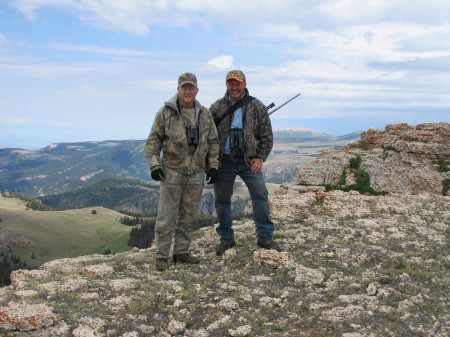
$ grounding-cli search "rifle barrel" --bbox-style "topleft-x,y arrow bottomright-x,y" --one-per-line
268,92 -> 301,115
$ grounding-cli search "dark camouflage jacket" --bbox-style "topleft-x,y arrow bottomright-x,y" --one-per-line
209,89 -> 273,166
144,94 -> 220,174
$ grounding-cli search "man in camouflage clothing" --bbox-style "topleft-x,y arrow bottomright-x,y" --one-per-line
145,73 -> 220,271
209,70 -> 282,256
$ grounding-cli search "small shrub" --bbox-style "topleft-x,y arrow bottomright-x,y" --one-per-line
409,138 -> 429,143
325,155 -> 387,196
382,146 -> 396,152
433,157 -> 450,172
442,179 -> 450,196
382,146 -> 398,160
349,155 -> 362,169
299,305 -> 309,314
337,169 -> 347,185
91,209 -> 97,215
395,260 -> 407,270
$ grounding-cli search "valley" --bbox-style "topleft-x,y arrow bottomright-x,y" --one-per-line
0,193 -> 132,285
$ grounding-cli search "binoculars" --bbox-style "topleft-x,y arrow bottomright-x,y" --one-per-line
186,127 -> 199,145
230,127 -> 246,156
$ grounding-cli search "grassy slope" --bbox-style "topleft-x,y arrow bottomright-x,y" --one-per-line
0,195 -> 133,267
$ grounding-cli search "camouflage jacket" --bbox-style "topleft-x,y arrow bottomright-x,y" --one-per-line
209,89 -> 273,166
144,94 -> 220,174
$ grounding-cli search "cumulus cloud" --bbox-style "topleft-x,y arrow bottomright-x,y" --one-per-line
207,55 -> 234,70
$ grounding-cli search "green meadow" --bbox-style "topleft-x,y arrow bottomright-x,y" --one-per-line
0,194 -> 133,268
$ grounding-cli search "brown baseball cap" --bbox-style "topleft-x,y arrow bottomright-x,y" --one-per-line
226,70 -> 246,82
178,72 -> 197,87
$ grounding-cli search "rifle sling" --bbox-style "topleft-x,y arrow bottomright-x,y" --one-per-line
214,95 -> 254,126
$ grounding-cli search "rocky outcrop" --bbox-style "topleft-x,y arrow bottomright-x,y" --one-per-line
296,123 -> 450,195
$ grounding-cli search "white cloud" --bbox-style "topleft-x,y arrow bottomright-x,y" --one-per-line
251,21 -> 450,60
4,0 -> 449,144
207,55 -> 234,70
48,43 -> 167,57
11,0 -> 450,35
11,0 -> 206,35
0,63 -> 92,79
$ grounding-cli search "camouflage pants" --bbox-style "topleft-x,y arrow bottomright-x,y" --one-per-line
155,167 -> 204,259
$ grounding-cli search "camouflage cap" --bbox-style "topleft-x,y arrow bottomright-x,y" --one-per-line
226,70 -> 246,82
178,72 -> 197,87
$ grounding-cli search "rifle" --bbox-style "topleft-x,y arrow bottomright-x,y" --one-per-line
266,92 -> 301,115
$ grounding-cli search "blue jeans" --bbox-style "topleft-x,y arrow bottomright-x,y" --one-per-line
214,155 -> 274,242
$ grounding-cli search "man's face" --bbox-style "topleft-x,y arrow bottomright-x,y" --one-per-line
177,84 -> 198,107
226,79 -> 246,102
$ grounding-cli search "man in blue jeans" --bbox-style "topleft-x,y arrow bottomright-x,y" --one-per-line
209,70 -> 282,255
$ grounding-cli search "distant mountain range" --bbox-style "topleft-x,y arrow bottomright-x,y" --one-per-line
0,128 -> 361,198
0,139 -> 149,197
273,128 -> 361,142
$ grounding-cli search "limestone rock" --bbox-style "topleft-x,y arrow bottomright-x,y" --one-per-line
167,319 -> 186,335
294,265 -> 325,286
228,325 -> 252,337
0,302 -> 56,331
296,123 -> 449,195
253,249 -> 296,269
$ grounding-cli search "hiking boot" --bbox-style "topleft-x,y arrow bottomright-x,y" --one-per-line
215,241 -> 236,256
172,253 -> 200,264
257,239 -> 282,252
155,258 -> 169,271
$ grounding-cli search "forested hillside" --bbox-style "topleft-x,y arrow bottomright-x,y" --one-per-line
38,176 -> 160,215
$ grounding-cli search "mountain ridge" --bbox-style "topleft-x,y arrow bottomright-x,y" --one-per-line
0,129 -> 361,198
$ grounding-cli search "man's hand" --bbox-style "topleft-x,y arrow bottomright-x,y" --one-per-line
205,168 -> 218,184
250,158 -> 263,173
151,168 -> 165,181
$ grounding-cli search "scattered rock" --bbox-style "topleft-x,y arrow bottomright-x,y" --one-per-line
366,283 -> 379,296
228,325 -> 252,337
167,318 -> 186,335
253,250 -> 296,269
294,265 -> 325,286
218,298 -> 239,311
10,269 -> 50,288
0,302 -> 57,331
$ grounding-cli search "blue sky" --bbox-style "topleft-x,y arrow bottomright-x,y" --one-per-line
1,0 -> 449,149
